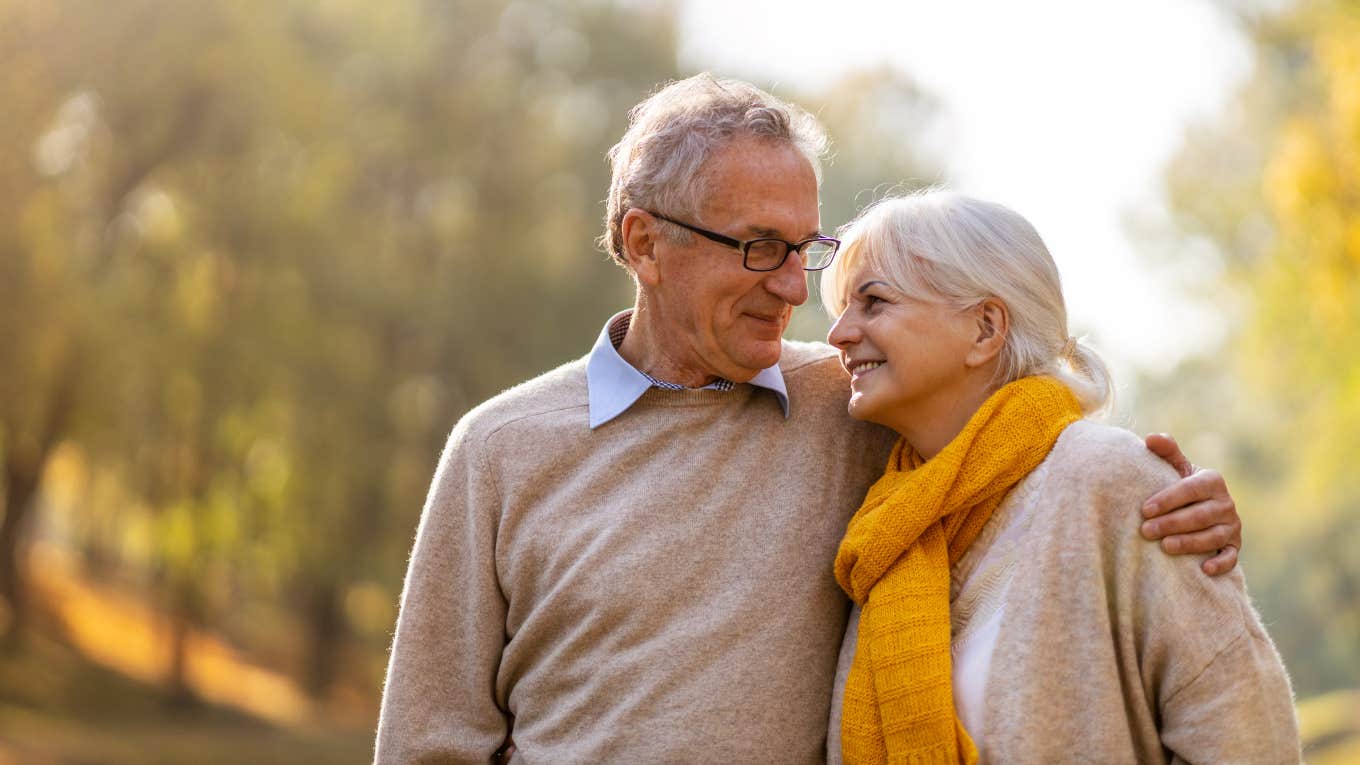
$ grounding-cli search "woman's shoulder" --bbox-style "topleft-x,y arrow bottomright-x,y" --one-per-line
1034,420 -> 1247,599
1025,419 -> 1255,624
1013,420 -> 1186,563
1042,420 -> 1181,512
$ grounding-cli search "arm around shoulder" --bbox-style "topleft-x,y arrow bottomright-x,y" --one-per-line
374,415 -> 511,765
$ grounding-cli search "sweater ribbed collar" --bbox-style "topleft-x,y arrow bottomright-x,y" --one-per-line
585,309 -> 790,428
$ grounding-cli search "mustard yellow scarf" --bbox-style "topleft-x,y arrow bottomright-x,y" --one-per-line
835,376 -> 1082,765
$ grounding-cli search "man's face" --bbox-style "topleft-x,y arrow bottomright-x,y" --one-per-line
648,137 -> 821,383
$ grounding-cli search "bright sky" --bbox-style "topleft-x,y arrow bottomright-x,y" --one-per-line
676,0 -> 1253,380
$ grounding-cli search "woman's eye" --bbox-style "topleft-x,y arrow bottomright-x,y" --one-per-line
863,295 -> 881,310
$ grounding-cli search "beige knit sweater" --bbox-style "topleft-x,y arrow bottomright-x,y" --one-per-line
374,340 -> 896,764
829,419 -> 1300,764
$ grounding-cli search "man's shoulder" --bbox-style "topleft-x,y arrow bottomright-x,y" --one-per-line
778,340 -> 850,401
778,339 -> 841,376
775,340 -> 894,465
453,356 -> 590,446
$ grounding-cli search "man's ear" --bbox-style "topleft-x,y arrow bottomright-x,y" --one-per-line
621,209 -> 662,286
965,298 -> 1009,368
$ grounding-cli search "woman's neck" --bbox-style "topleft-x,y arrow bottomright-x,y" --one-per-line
883,379 -> 1000,461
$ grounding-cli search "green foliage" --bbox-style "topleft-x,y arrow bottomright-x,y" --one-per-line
0,0 -> 938,706
1149,0 -> 1360,696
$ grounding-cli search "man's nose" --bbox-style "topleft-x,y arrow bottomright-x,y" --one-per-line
763,254 -> 809,307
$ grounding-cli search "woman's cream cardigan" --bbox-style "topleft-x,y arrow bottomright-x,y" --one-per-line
829,420 -> 1300,764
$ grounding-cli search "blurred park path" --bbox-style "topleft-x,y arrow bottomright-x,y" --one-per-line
0,544 -> 373,764
32,543 -> 338,725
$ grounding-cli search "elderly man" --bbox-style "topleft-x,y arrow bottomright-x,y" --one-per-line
374,75 -> 1241,764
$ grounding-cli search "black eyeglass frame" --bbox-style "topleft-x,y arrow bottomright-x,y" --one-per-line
646,211 -> 841,272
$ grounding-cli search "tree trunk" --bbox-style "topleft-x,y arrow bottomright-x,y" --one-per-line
0,359 -> 76,646
303,579 -> 344,699
165,613 -> 197,708
0,458 -> 42,648
164,578 -> 202,709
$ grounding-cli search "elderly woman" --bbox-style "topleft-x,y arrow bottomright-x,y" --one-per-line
821,191 -> 1299,764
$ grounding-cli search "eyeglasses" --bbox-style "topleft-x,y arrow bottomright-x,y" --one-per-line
647,211 -> 841,272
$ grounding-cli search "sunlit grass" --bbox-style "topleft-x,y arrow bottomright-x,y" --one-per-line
2,545 -> 373,764
0,629 -> 370,765
1298,687 -> 1360,764
29,543 -> 312,726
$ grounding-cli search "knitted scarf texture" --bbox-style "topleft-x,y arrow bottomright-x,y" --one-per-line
834,376 -> 1083,765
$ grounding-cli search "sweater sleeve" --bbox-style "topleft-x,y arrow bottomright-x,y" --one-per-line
374,416 -> 510,765
1160,628 -> 1302,764
1093,433 -> 1301,764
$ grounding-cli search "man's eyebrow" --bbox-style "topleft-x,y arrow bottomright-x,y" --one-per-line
856,280 -> 889,294
746,225 -> 824,240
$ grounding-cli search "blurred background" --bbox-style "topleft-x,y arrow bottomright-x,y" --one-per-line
0,0 -> 1356,762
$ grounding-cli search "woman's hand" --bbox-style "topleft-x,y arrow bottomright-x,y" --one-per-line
1139,433 -> 1242,576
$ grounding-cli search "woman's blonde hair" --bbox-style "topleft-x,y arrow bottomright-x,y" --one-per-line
821,190 -> 1113,414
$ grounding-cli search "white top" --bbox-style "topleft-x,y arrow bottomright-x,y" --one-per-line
951,602 -> 1005,742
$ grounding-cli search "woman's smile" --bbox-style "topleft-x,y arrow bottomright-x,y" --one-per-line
848,359 -> 886,384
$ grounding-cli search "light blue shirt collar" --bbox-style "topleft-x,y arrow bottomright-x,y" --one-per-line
586,310 -> 789,429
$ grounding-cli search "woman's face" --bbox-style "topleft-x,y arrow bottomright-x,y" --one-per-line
826,262 -> 980,432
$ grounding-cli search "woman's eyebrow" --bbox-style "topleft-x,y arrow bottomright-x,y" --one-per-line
856,280 -> 890,294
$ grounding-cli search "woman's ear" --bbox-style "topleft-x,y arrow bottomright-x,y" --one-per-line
621,209 -> 662,286
965,298 -> 1009,368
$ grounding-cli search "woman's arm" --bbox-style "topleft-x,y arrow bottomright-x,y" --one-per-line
1157,626 -> 1300,764
1111,434 -> 1300,763
973,423 -> 1295,762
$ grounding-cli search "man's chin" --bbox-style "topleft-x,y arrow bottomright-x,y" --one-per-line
726,339 -> 783,379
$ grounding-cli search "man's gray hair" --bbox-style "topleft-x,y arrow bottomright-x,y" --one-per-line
600,73 -> 830,266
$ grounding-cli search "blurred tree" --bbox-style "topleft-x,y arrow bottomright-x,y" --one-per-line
1153,0 -> 1360,695
0,0 -> 215,644
0,0 -> 681,698
1,0 -> 942,709
810,67 -> 942,231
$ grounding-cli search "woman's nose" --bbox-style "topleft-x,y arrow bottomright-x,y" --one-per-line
827,309 -> 860,349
